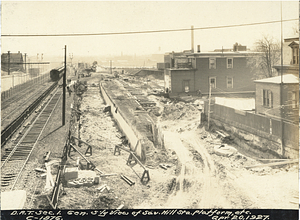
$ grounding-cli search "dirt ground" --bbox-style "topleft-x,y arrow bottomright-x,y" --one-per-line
35,70 -> 298,209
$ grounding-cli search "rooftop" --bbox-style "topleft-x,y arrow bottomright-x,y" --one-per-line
254,74 -> 299,84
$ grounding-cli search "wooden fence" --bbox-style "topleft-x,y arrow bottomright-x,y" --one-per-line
205,102 -> 298,152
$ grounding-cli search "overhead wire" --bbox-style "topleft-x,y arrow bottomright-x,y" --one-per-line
1,18 -> 298,37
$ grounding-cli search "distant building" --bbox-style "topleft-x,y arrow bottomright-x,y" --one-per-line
164,43 -> 256,96
273,37 -> 299,76
1,51 -> 24,72
254,74 -> 299,122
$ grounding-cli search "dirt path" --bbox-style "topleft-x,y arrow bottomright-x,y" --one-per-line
163,131 -> 199,208
161,125 -> 298,209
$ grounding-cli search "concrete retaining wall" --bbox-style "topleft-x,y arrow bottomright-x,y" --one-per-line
100,82 -> 145,161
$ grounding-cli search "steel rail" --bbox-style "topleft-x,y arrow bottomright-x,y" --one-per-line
9,90 -> 62,191
1,81 -> 58,147
1,89 -> 60,168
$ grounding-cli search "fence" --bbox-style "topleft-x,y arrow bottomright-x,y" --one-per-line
205,102 -> 298,154
1,71 -> 50,101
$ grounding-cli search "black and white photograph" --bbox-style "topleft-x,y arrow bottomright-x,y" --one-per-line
1,1 -> 299,219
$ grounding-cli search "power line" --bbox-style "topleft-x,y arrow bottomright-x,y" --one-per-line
2,18 -> 298,37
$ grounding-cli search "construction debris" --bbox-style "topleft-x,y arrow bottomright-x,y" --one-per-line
67,177 -> 97,188
35,168 -> 47,173
244,159 -> 298,169
44,162 -> 54,190
159,164 -> 168,170
44,151 -> 51,162
120,174 -> 135,186
100,173 -> 117,177
213,144 -> 237,157
116,204 -> 124,209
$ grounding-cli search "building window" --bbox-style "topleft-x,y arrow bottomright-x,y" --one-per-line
263,89 -> 273,108
292,47 -> 299,65
289,91 -> 298,109
209,58 -> 216,69
209,77 -> 216,88
183,80 -> 190,93
227,77 -> 233,88
227,58 -> 233,68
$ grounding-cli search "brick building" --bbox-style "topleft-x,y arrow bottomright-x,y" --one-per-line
1,51 -> 24,73
164,44 -> 257,96
254,74 -> 299,123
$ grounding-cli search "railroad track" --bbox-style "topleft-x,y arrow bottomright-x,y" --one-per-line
1,89 -> 62,191
1,87 -> 37,110
1,83 -> 53,123
1,82 -> 58,147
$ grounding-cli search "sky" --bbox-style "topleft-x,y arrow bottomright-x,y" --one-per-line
1,1 -> 299,60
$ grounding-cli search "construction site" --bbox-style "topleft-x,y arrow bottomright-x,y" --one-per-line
16,66 -> 295,210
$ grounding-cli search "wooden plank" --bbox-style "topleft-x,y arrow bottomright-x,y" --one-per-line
244,159 -> 298,168
215,130 -> 226,138
72,136 -> 94,149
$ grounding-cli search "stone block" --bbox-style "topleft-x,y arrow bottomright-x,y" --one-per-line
78,170 -> 97,179
66,176 -> 98,188
64,167 -> 78,181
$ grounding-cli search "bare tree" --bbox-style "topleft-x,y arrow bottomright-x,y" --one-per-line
292,21 -> 299,35
253,36 -> 281,78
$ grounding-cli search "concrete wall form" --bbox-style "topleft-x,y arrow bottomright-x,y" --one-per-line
99,82 -> 146,161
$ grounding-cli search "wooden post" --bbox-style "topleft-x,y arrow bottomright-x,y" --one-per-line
207,83 -> 212,129
63,45 -> 66,126
8,51 -> 10,75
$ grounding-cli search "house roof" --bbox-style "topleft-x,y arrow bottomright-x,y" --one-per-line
186,51 -> 259,58
284,37 -> 299,42
254,74 -> 299,84
288,41 -> 299,47
1,53 -> 23,62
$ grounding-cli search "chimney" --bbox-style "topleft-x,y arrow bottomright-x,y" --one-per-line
197,45 -> 201,53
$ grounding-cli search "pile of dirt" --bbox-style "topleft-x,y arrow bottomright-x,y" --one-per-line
161,101 -> 199,121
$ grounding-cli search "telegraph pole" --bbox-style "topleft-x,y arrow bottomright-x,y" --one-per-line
191,25 -> 194,53
280,1 -> 284,156
207,83 -> 212,129
8,51 -> 10,75
63,45 -> 67,126
24,53 -> 27,73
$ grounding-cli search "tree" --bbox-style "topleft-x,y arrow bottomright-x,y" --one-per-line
252,36 -> 281,79
292,21 -> 299,35
92,61 -> 98,66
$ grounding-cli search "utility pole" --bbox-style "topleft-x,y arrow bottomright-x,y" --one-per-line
24,53 -> 27,73
191,25 -> 194,53
8,51 -> 10,75
41,53 -> 43,72
280,1 -> 284,156
63,45 -> 67,126
207,83 -> 212,129
37,53 -> 40,75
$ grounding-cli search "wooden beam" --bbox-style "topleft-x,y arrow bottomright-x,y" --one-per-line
244,159 -> 298,168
